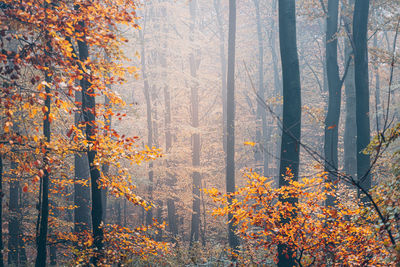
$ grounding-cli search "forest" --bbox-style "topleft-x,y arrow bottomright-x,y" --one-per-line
0,0 -> 399,266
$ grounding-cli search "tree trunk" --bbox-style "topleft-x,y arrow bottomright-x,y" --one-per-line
140,29 -> 154,226
253,0 -> 268,177
343,0 -> 357,179
226,0 -> 239,254
164,84 -> 178,237
373,33 -> 381,131
214,0 -> 227,155
353,0 -> 371,198
8,160 -> 21,265
6,37 -> 25,267
277,0 -> 302,265
78,21 -> 104,263
189,0 -> 202,246
74,89 -> 91,234
268,0 -> 282,178
156,200 -> 163,241
324,0 -> 341,206
35,45 -> 52,265
101,93 -> 111,224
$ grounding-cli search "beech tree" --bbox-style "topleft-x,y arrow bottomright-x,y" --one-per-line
324,0 -> 341,207
353,0 -> 371,197
277,0 -> 302,265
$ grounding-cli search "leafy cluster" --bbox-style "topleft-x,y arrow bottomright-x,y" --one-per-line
206,170 -> 391,266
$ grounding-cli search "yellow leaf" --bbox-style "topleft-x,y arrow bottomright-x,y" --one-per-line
244,141 -> 256,147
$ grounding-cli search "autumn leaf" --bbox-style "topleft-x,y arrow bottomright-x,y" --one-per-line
244,141 -> 256,147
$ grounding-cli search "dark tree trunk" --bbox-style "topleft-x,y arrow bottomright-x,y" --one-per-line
277,0 -> 302,265
74,87 -> 91,234
78,22 -> 104,263
101,93 -> 111,224
226,0 -> 239,254
6,38 -> 25,267
8,160 -> 21,265
189,0 -> 201,246
49,245 -> 57,266
66,34 -> 91,236
343,0 -> 357,179
353,0 -> 371,198
35,56 -> 52,267
324,0 -> 341,206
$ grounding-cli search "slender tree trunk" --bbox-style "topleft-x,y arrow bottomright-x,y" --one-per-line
189,0 -> 201,246
156,200 -> 163,241
268,0 -> 282,178
8,160 -> 20,265
226,0 -> 239,254
6,37 -> 25,267
373,33 -> 381,130
140,30 -> 154,226
214,0 -> 227,155
78,21 -> 104,263
74,89 -> 91,234
253,0 -> 268,176
269,0 -> 281,97
101,94 -> 111,223
324,0 -> 341,206
277,0 -> 302,265
343,0 -> 357,179
164,84 -> 178,238
49,245 -> 57,266
353,0 -> 371,198
35,45 -> 52,266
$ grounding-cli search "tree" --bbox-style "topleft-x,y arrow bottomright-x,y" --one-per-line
343,0 -> 357,181
189,0 -> 202,246
253,0 -> 269,177
226,0 -> 239,254
277,0 -> 302,265
353,0 -> 371,198
139,19 -> 155,226
324,0 -> 341,206
35,31 -> 52,267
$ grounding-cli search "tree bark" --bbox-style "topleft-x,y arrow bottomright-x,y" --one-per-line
74,90 -> 91,233
214,0 -> 227,155
226,0 -> 240,254
35,37 -> 52,266
78,21 -> 104,263
253,0 -> 268,177
139,29 -> 154,226
324,0 -> 341,206
343,0 -> 357,180
277,0 -> 302,265
353,0 -> 371,198
189,0 -> 202,246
